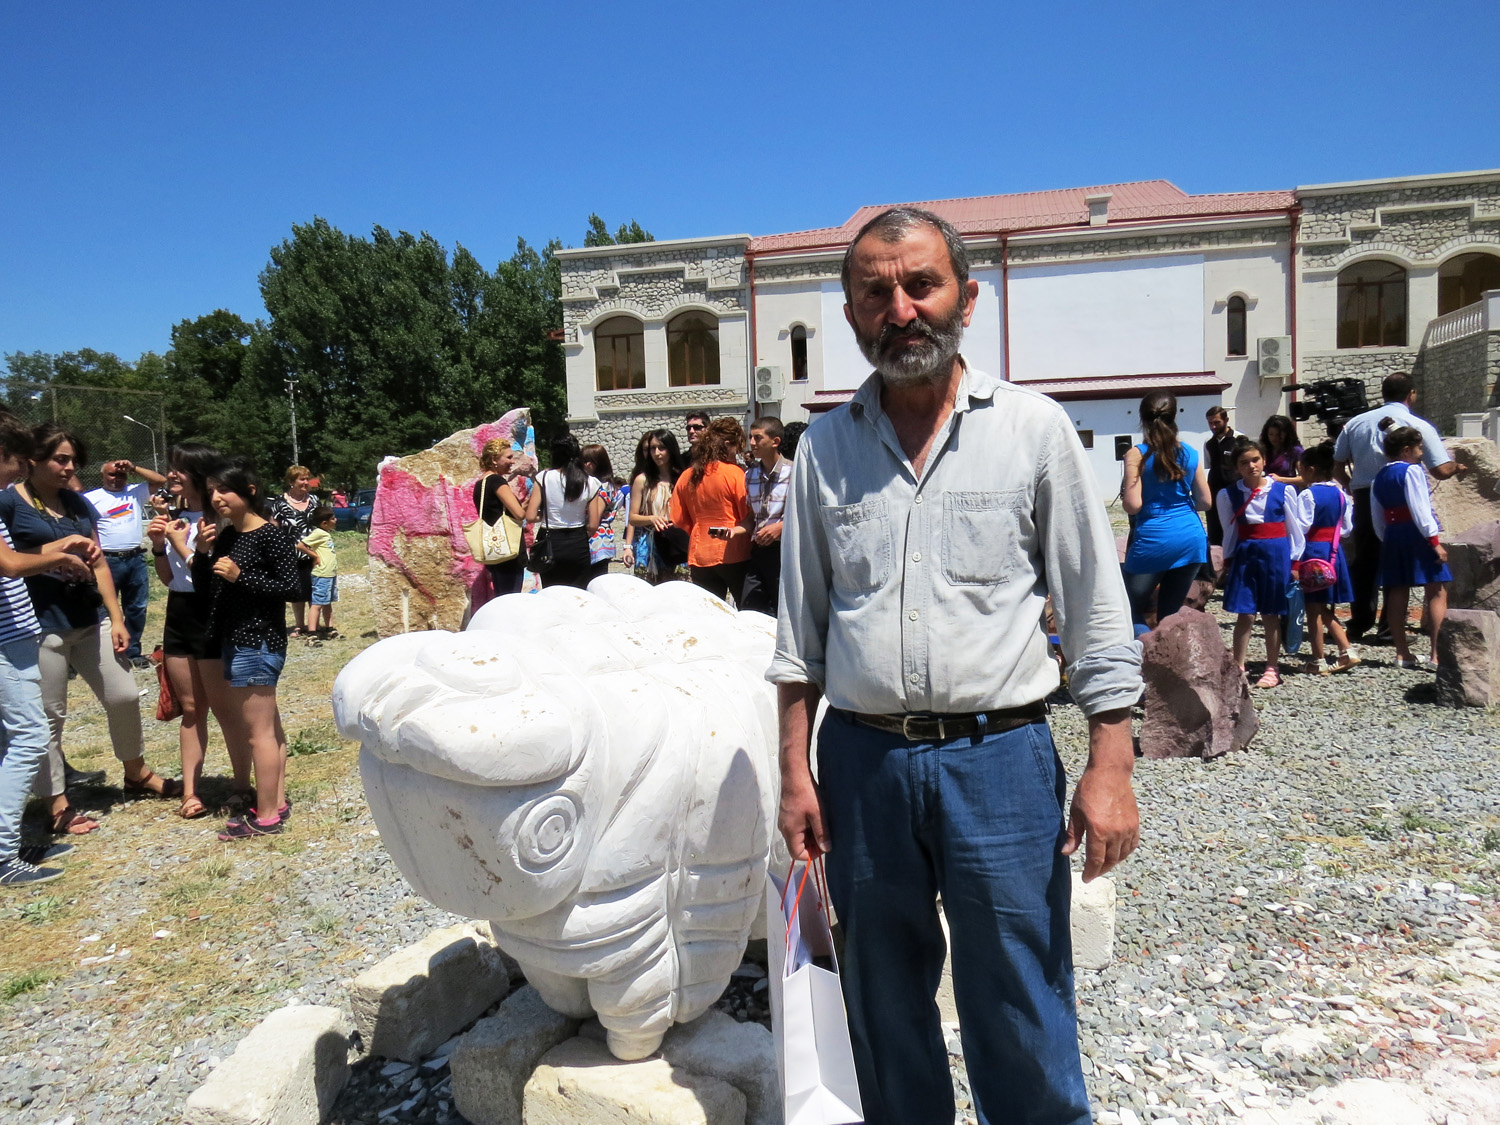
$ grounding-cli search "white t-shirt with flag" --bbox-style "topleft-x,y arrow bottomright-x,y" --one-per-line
84,482 -> 151,551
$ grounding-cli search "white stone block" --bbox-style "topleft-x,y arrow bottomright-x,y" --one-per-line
524,1037 -> 746,1125
183,1004 -> 351,1125
1071,873 -> 1116,971
660,1009 -> 777,1125
351,922 -> 517,1062
450,986 -> 579,1125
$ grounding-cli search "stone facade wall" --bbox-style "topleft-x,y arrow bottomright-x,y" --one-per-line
560,244 -> 748,344
1005,224 -> 1285,265
569,396 -> 749,487
1299,179 -> 1500,271
1297,348 -> 1419,408
1414,331 -> 1500,435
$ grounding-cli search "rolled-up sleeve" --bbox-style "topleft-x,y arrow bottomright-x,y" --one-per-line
1033,415 -> 1142,716
768,441 -> 832,688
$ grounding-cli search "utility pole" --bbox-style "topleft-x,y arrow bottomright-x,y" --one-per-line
286,377 -> 300,465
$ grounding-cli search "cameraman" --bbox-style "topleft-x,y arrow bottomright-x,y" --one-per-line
1333,373 -> 1457,642
85,459 -> 166,668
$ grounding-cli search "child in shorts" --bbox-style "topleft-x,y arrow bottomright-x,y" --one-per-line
304,507 -> 338,639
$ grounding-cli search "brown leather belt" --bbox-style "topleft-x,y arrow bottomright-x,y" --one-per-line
848,700 -> 1047,741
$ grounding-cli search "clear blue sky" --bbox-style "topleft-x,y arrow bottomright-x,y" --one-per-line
2,0 -> 1494,362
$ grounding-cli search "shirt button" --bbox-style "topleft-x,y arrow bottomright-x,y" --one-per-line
914,495 -> 924,505
908,672 -> 920,683
911,552 -> 921,562
908,610 -> 919,621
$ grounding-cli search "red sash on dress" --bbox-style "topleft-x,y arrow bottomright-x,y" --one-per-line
1384,506 -> 1412,525
1306,527 -> 1338,544
1243,522 -> 1286,540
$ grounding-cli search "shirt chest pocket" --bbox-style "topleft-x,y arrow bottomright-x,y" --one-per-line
822,498 -> 891,595
942,490 -> 1026,585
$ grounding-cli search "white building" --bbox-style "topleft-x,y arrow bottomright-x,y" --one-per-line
558,169 -> 1500,496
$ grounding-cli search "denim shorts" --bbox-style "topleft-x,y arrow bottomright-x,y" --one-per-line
311,576 -> 338,605
222,642 -> 285,688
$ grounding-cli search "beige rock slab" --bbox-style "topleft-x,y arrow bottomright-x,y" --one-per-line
450,985 -> 580,1125
350,921 -> 517,1063
523,1037 -> 746,1125
659,1010 -> 777,1125
183,1004 -> 350,1125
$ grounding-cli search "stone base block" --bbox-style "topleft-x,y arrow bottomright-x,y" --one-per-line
351,922 -> 518,1063
1071,873 -> 1117,970
183,1004 -> 351,1125
524,1037 -> 746,1125
450,986 -> 580,1125
1436,608 -> 1500,706
660,1010 -> 777,1125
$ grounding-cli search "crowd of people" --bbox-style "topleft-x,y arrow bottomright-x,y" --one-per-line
0,421 -> 324,887
469,410 -> 805,615
1122,371 -> 1459,687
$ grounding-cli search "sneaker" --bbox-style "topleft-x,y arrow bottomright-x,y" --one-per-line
130,655 -> 152,670
250,798 -> 294,825
63,766 -> 108,788
17,842 -> 73,865
0,858 -> 63,886
1395,655 -> 1425,670
217,815 -> 283,841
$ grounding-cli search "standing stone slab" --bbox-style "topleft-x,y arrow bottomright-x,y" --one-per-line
1140,608 -> 1257,759
1436,608 -> 1500,707
450,986 -> 579,1125
1444,519 -> 1500,612
183,1004 -> 351,1125
351,922 -> 518,1063
660,1010 -> 777,1125
523,1037 -> 746,1125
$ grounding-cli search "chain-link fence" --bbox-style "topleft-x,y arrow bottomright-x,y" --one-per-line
3,383 -> 167,490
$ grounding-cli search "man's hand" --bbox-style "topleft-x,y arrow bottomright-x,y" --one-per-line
753,520 -> 783,546
1061,707 -> 1139,881
777,682 -> 829,861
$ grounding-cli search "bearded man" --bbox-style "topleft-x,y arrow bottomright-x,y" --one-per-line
769,207 -> 1142,1124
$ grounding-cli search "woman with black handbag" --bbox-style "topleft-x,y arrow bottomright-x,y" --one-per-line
523,434 -> 603,590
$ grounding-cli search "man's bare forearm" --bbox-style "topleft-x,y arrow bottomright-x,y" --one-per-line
777,681 -> 822,781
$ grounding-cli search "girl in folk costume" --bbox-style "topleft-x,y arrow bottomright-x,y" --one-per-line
1216,437 -> 1304,688
1293,442 -> 1360,675
1372,422 -> 1450,669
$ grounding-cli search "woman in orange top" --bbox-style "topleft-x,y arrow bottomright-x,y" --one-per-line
670,417 -> 752,603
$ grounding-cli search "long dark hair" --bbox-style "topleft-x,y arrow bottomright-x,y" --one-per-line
689,417 -> 744,487
208,459 -> 268,518
1138,391 -> 1185,483
170,442 -> 224,509
631,428 -> 686,489
31,422 -> 87,468
1259,414 -> 1298,455
1379,417 -> 1424,460
548,434 -> 587,502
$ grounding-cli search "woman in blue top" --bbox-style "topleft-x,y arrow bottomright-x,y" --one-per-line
1121,392 -> 1211,632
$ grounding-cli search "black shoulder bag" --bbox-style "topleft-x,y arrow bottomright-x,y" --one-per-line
528,473 -> 558,576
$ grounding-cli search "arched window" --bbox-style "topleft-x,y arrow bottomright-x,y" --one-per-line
667,311 -> 720,387
790,325 -> 808,381
594,316 -> 645,391
1337,260 -> 1407,349
1438,252 -> 1500,315
1226,295 -> 1247,357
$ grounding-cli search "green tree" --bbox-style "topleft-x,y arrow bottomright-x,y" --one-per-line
581,214 -> 655,246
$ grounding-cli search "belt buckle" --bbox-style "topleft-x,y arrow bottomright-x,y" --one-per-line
901,714 -> 944,740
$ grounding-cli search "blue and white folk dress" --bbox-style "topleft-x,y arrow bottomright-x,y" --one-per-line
1371,461 -> 1451,587
1216,480 -> 1304,616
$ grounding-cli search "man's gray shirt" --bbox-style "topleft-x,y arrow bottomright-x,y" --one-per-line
1334,402 -> 1452,490
768,364 -> 1141,719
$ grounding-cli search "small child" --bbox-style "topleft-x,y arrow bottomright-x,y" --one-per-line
1293,443 -> 1360,675
1372,422 -> 1449,669
303,506 -> 339,638
1217,437 -> 1304,688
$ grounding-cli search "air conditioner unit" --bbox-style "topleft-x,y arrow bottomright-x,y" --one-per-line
754,364 -> 783,404
1258,336 -> 1294,379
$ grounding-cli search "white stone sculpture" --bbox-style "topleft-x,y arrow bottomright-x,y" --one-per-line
332,575 -> 783,1060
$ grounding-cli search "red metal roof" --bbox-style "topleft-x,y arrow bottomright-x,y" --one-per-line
1019,372 -> 1232,402
749,180 -> 1294,255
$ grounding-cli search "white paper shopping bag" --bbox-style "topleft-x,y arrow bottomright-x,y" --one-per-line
767,859 -> 864,1125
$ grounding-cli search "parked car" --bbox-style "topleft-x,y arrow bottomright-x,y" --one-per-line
334,488 -> 376,532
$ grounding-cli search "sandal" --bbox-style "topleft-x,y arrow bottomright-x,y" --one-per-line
123,770 -> 184,799
178,795 -> 209,820
1254,667 -> 1282,689
50,805 -> 100,835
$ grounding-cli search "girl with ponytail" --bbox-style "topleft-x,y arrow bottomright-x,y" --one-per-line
1120,391 -> 1211,631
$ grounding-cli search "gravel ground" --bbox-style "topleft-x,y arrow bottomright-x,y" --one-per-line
3,609 -> 1499,1125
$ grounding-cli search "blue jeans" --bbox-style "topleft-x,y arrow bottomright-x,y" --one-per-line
0,637 -> 49,863
816,708 -> 1090,1125
106,551 -> 150,659
223,643 -> 286,688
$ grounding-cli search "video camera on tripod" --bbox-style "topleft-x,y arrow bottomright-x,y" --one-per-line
1287,377 -> 1369,438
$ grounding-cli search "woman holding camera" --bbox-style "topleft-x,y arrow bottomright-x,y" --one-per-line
670,417 -> 751,603
0,425 -> 174,835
